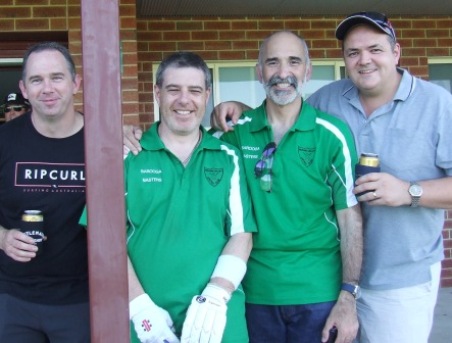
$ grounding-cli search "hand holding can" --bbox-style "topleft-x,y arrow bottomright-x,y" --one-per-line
21,210 -> 45,255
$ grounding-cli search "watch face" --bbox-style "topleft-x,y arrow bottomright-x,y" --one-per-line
410,184 -> 423,196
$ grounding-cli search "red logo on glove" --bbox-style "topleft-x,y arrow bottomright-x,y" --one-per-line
141,319 -> 152,332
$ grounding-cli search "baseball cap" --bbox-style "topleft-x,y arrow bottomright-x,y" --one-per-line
336,11 -> 396,41
2,92 -> 30,107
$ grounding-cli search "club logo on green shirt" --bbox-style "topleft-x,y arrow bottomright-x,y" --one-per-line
298,146 -> 316,167
204,167 -> 224,187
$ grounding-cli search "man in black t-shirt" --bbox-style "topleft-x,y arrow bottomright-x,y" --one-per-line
0,42 -> 89,342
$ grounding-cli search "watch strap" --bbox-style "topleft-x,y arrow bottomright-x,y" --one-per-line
341,283 -> 359,299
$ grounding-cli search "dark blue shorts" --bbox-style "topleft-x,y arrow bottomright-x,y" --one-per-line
246,301 -> 335,343
0,293 -> 90,343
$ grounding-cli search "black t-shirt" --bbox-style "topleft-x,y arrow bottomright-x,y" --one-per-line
0,113 -> 88,305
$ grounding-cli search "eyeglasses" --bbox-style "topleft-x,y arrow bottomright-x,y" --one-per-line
4,106 -> 26,113
348,11 -> 396,40
254,142 -> 277,192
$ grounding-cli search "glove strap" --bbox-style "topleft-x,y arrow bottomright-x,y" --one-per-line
202,283 -> 231,303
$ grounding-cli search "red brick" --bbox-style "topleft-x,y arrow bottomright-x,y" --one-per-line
311,20 -> 334,29
402,47 -> 427,56
427,48 -> 450,56
284,20 -> 311,30
233,41 -> 259,50
163,31 -> 191,41
220,31 -> 247,40
192,31 -> 218,40
413,38 -> 438,48
121,17 -> 137,29
16,0 -> 47,4
67,6 -> 81,17
392,19 -> 412,29
50,18 -> 67,30
303,30 -> 327,40
231,20 -> 258,30
149,41 -> 177,51
138,31 -> 162,41
205,40 -> 232,50
176,21 -> 203,30
401,29 -> 429,39
219,50 -> 247,60
311,39 -> 338,49
33,6 -> 66,18
204,21 -> 231,30
0,19 -> 15,30
258,20 -> 285,30
148,21 -> 176,31
437,19 -> 452,28
440,278 -> 452,287
16,19 -> 50,30
426,29 -> 449,38
119,4 -> 136,17
444,239 -> 452,249
0,7 -> 31,18
177,41 -> 204,50
438,38 -> 452,46
247,30 -> 272,40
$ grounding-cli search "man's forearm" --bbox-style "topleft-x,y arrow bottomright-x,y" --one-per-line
337,205 -> 363,284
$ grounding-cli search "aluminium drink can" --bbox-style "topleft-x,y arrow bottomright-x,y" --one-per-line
21,210 -> 45,255
359,152 -> 380,168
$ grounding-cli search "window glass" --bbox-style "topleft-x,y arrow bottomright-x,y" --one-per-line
428,63 -> 452,93
304,65 -> 335,99
218,66 -> 265,108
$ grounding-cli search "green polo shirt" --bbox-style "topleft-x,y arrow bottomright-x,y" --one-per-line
218,100 -> 358,305
125,123 -> 256,341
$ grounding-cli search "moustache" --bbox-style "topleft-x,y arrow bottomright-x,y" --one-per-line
267,75 -> 298,88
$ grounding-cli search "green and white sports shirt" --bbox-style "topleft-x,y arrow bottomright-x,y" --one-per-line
125,124 -> 256,340
217,100 -> 358,305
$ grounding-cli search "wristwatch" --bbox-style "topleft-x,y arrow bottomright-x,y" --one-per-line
341,283 -> 361,299
408,182 -> 423,207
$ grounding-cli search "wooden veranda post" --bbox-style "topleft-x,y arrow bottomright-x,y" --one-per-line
80,0 -> 129,341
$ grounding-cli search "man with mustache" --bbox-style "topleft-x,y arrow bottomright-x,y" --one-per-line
212,31 -> 363,343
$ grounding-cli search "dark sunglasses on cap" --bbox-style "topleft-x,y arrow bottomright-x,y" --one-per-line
4,106 -> 27,113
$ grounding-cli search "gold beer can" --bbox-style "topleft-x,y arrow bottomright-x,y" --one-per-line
359,153 -> 380,167
21,210 -> 45,255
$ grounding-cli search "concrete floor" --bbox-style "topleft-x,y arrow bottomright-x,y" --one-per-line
430,287 -> 452,342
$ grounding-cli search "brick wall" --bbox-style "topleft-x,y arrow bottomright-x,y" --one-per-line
136,15 -> 452,287
0,0 -> 140,123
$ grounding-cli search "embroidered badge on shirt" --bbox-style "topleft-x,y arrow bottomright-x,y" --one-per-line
204,167 -> 224,187
298,147 -> 316,167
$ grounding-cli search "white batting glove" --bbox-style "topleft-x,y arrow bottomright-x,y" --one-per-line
180,284 -> 231,343
130,293 -> 180,343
